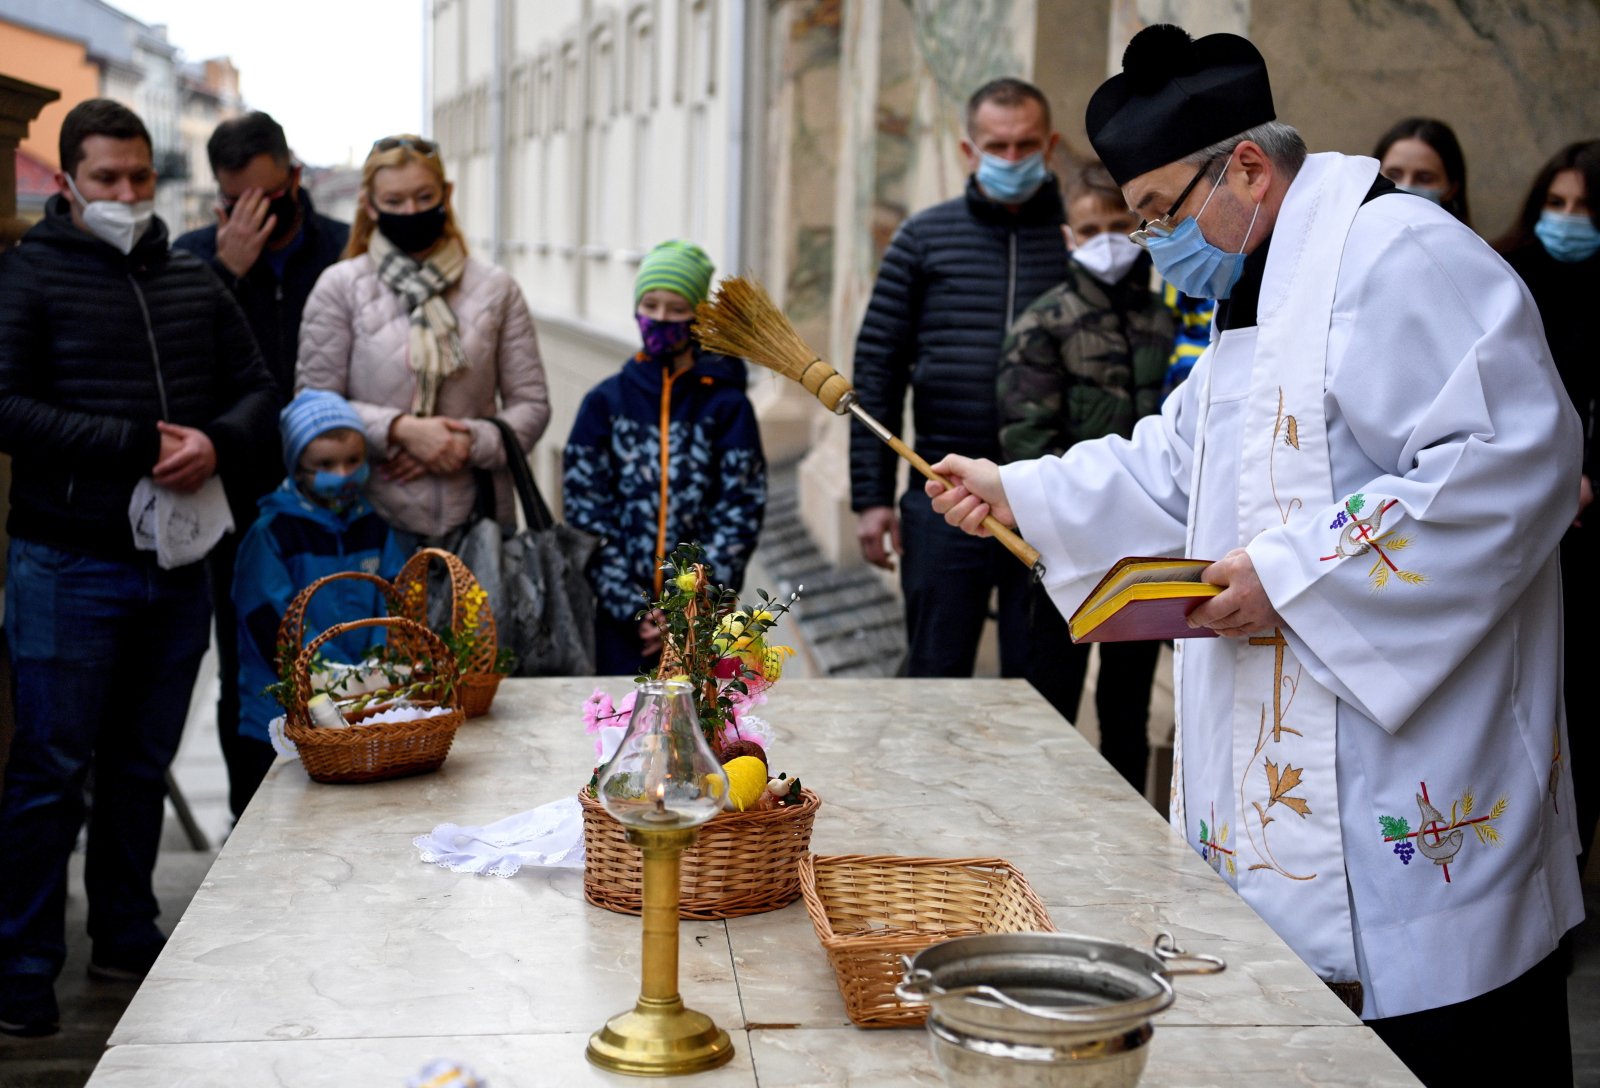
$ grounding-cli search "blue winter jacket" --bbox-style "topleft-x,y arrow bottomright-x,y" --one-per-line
563,349 -> 766,624
233,479 -> 408,743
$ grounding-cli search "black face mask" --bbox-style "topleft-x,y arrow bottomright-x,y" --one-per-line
266,189 -> 301,243
376,205 -> 447,254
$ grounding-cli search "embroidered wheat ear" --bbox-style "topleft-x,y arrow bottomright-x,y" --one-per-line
695,276 -> 1043,576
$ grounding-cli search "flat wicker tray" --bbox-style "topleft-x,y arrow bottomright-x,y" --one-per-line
579,787 -> 821,919
799,854 -> 1056,1029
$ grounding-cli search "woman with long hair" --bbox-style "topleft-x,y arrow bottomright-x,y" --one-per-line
1498,138 -> 1600,883
297,135 -> 549,545
1372,117 -> 1471,226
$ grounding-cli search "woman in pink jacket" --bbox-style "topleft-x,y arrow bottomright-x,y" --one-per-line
297,135 -> 549,543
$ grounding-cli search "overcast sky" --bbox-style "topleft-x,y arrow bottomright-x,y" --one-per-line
113,0 -> 426,167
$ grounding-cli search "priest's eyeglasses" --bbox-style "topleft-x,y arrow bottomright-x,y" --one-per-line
1129,155 -> 1221,247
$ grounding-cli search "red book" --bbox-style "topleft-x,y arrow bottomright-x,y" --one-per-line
1067,557 -> 1221,643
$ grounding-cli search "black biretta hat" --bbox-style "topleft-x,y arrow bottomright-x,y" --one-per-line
1086,24 -> 1275,186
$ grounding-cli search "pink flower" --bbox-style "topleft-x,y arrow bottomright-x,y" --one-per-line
582,688 -> 636,734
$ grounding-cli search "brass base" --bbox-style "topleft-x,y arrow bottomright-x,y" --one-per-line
585,994 -> 734,1077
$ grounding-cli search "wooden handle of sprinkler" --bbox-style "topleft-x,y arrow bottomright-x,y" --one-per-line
885,435 -> 1043,571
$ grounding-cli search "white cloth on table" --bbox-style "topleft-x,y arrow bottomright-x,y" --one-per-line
412,721 -> 627,877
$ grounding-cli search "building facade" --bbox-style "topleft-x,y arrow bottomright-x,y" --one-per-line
0,0 -> 243,234
430,0 -> 1600,567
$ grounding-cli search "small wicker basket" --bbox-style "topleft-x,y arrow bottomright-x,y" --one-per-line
394,547 -> 502,716
457,671 -> 504,718
799,854 -> 1056,1029
579,787 -> 822,919
284,617 -> 465,784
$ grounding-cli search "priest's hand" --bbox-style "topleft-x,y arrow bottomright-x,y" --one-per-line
925,455 -> 1015,536
1190,549 -> 1283,638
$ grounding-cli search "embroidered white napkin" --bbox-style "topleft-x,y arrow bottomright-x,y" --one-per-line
128,475 -> 233,569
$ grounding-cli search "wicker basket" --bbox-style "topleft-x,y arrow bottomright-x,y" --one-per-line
799,854 -> 1056,1029
579,787 -> 821,919
285,617 -> 465,784
458,671 -> 504,718
394,547 -> 499,677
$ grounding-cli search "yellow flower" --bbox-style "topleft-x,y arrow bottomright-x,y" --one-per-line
674,572 -> 698,592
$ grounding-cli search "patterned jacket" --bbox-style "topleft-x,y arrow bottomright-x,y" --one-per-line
563,350 -> 766,625
996,259 -> 1176,463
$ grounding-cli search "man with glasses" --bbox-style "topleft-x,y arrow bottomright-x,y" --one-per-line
175,112 -> 349,818
925,25 -> 1581,1086
849,77 -> 1069,700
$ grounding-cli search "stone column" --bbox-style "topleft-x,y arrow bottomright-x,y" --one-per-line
0,72 -> 60,784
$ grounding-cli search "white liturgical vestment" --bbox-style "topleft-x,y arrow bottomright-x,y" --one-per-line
1002,153 -> 1584,1018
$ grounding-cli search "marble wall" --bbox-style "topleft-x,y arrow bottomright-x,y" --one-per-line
1121,0 -> 1600,239
775,0 -> 1598,568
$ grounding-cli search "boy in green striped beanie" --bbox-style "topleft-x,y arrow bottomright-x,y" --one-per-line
563,239 -> 767,674
633,240 -> 716,366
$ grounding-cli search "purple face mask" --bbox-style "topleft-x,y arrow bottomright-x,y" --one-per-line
637,314 -> 694,359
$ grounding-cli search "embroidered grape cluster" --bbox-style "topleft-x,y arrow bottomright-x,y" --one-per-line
1393,841 -> 1415,865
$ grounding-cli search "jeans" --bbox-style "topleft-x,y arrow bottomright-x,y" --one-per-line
0,539 -> 211,984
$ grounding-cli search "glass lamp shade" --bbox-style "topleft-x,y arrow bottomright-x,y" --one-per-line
597,679 -> 728,829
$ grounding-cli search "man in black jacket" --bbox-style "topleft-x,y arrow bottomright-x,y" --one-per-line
0,99 -> 278,1037
174,112 -> 349,818
850,79 -> 1071,700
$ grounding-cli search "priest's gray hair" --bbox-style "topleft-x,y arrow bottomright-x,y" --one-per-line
1181,121 -> 1308,179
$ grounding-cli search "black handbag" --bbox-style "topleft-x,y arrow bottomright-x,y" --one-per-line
457,418 -> 598,676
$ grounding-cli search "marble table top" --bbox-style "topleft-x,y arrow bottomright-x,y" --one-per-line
90,678 -> 1421,1086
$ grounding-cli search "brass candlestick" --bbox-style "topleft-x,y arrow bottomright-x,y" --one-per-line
585,824 -> 733,1075
586,678 -> 734,1076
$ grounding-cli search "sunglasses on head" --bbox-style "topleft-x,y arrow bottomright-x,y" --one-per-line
371,136 -> 440,158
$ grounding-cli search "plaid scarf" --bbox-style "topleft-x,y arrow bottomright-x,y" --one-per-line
369,228 -> 469,416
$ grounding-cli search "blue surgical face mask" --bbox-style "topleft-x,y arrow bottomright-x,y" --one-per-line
1535,210 -> 1600,264
1144,158 -> 1261,300
1396,183 -> 1446,206
304,462 -> 370,511
976,151 -> 1047,204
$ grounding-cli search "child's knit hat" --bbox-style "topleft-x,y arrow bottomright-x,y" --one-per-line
634,240 -> 715,307
281,390 -> 365,474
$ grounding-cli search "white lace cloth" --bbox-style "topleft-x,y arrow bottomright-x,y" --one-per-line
413,796 -> 585,877
412,721 -> 626,877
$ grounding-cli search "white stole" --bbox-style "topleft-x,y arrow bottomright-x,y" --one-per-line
1179,154 -> 1378,985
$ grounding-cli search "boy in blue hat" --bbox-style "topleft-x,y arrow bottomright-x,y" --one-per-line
231,390 -> 407,803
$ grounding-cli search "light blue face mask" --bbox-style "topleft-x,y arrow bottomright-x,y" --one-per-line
1144,158 -> 1261,300
1396,183 -> 1447,206
976,150 -> 1047,204
305,462 -> 370,511
1535,210 -> 1600,264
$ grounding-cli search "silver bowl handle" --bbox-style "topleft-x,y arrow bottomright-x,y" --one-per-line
1152,931 -> 1227,976
895,970 -> 1175,1025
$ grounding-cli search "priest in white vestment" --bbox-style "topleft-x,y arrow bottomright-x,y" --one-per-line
928,25 -> 1584,1087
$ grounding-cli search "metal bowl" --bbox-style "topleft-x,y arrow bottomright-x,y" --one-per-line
895,932 -> 1224,1088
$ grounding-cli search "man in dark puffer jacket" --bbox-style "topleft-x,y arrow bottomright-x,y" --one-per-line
850,78 -> 1069,687
0,100 -> 278,1037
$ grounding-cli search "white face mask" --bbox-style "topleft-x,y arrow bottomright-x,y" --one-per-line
63,173 -> 154,255
1070,230 -> 1144,286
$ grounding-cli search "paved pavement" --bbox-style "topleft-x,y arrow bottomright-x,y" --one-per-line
2,473 -> 1596,1085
